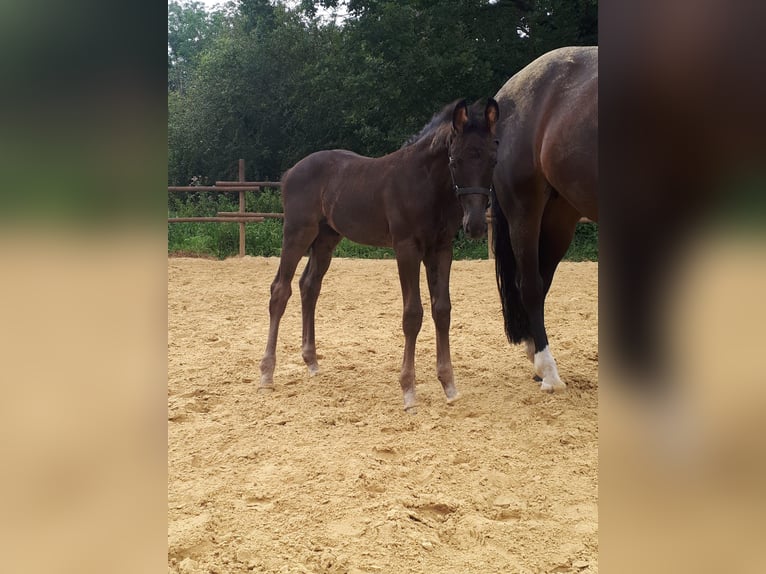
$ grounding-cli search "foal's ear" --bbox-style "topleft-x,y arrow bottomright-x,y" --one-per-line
452,99 -> 469,133
485,98 -> 499,135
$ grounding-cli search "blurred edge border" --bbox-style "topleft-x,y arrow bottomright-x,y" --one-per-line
600,1 -> 766,573
2,0 -> 766,572
0,2 -> 168,574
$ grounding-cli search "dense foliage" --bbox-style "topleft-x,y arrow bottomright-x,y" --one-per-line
168,0 -> 598,259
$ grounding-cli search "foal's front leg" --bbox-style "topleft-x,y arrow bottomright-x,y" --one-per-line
424,247 -> 460,404
395,248 -> 424,413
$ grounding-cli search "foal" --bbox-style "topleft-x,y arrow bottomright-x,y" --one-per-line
259,99 -> 499,412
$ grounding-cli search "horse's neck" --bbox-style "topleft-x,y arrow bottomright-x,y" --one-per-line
403,135 -> 451,192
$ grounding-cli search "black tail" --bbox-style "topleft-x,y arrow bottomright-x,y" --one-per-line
491,191 -> 530,344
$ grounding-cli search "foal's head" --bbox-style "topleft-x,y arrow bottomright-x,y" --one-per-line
448,99 -> 499,239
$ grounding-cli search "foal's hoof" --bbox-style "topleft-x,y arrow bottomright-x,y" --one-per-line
540,378 -> 566,393
402,389 -> 417,414
260,372 -> 274,386
306,363 -> 320,376
258,384 -> 275,394
445,392 -> 462,405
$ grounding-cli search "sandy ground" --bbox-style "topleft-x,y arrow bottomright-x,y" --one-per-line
168,257 -> 598,574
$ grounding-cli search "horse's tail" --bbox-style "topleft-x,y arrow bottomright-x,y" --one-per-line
491,190 -> 530,344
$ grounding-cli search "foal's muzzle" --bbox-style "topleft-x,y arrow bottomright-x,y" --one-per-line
455,186 -> 491,239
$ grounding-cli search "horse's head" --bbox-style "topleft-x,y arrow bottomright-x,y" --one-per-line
447,98 -> 499,239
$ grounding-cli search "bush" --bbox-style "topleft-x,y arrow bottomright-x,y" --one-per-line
564,222 -> 598,261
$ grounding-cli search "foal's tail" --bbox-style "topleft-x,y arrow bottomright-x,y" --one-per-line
491,190 -> 530,344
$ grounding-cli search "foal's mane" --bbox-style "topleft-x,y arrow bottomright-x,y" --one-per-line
401,99 -> 488,151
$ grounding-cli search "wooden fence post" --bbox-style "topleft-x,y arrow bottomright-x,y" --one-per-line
238,159 -> 246,257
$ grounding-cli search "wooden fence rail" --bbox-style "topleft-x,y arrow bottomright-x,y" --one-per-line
168,217 -> 265,223
216,211 -> 284,219
169,159 -> 593,258
167,186 -> 262,192
215,181 -> 281,187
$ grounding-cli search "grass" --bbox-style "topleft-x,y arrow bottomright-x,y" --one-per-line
167,192 -> 598,261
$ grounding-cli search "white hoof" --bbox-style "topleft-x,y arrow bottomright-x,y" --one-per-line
540,377 -> 566,393
534,346 -> 565,393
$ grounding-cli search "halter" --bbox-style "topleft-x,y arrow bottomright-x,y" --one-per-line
454,185 -> 492,197
448,156 -> 492,197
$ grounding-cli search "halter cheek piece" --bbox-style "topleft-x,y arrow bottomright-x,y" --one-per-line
449,156 -> 492,197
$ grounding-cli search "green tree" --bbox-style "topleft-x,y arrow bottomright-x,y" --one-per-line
168,0 -> 598,259
168,0 -> 598,182
168,0 -> 233,93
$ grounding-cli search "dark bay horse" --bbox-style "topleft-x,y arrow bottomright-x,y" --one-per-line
259,99 -> 499,412
491,46 -> 598,392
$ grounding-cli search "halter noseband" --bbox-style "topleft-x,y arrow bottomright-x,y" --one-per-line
448,156 -> 492,198
454,186 -> 491,197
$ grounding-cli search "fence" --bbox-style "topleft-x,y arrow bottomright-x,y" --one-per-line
169,159 -> 592,258
167,159 -> 282,257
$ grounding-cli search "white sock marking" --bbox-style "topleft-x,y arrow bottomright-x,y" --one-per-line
534,345 -> 566,391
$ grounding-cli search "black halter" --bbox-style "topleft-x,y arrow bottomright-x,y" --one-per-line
448,156 -> 492,197
454,185 -> 491,197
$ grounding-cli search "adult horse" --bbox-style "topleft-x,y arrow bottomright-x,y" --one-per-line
491,46 -> 598,392
259,99 -> 499,412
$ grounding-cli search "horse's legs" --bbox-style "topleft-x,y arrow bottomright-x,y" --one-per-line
525,198 -> 580,364
525,197 -> 582,384
508,181 -> 566,392
524,338 -> 536,365
424,246 -> 460,404
259,222 -> 319,389
540,198 -> 580,295
394,243 -> 424,413
299,224 -> 341,375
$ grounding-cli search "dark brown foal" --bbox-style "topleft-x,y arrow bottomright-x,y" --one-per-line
259,99 -> 499,412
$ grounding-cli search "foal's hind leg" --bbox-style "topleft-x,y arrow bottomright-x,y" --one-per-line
259,223 -> 319,390
394,243 -> 425,413
299,224 -> 341,375
424,246 -> 460,404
